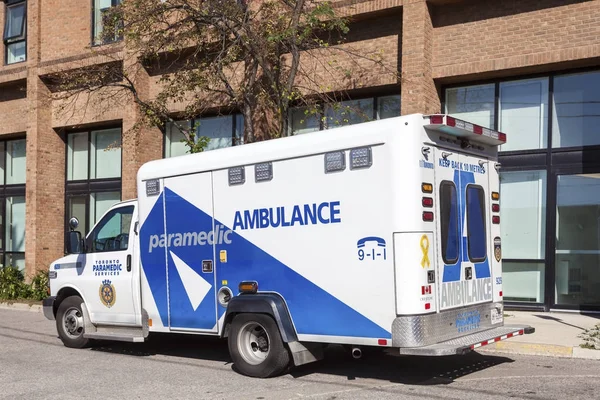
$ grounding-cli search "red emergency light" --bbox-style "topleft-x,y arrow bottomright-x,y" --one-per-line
425,114 -> 507,146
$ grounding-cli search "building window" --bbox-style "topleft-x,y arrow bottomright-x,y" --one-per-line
288,94 -> 401,136
324,99 -> 375,129
499,78 -> 549,152
3,0 -> 26,64
500,170 -> 547,303
0,139 -> 26,271
552,71 -> 600,148
65,128 -> 122,239
93,0 -> 122,45
555,174 -> 600,307
445,84 -> 495,129
164,114 -> 243,158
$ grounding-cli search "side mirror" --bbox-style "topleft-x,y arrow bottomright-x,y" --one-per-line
66,231 -> 83,254
69,217 -> 79,231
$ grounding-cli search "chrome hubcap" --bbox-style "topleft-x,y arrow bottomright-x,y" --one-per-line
237,322 -> 270,365
63,307 -> 84,339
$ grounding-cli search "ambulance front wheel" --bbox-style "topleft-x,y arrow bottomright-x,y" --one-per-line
228,313 -> 291,378
56,295 -> 90,349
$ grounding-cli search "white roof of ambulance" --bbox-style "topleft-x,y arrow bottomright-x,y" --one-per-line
138,114 -> 423,182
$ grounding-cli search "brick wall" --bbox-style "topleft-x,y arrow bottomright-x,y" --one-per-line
432,0 -> 600,81
401,0 -> 441,115
0,0 -> 598,275
40,0 -> 93,64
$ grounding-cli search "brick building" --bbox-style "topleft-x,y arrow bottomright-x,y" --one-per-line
0,0 -> 599,312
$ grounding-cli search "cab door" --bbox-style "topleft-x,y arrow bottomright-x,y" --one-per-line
83,203 -> 139,325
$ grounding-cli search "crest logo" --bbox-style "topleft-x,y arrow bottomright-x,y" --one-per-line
99,279 -> 116,308
494,237 -> 502,262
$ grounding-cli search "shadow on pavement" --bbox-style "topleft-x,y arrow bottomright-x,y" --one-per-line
89,333 -> 514,385
289,345 -> 514,385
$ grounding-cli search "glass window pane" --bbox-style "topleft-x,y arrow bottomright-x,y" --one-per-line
90,128 -> 121,179
5,253 -> 25,272
289,106 -> 320,135
88,205 -> 134,252
555,174 -> 600,306
197,116 -> 233,151
93,0 -> 113,43
377,95 -> 401,119
6,139 -> 26,184
499,78 -> 549,151
503,261 -> 545,303
5,196 -> 25,252
235,114 -> 244,145
446,84 -> 495,129
90,191 -> 121,226
0,142 -> 5,185
325,99 -> 374,129
466,185 -> 486,262
68,196 -> 88,236
4,3 -> 25,39
7,41 -> 26,64
165,120 -> 191,158
500,170 -> 547,259
440,181 -> 459,264
67,133 -> 89,181
552,71 -> 600,148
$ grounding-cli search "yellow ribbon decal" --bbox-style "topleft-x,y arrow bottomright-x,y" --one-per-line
420,234 -> 430,268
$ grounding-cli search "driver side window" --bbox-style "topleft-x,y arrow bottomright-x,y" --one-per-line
87,205 -> 134,253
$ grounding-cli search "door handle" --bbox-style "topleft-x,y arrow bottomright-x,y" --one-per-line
127,254 -> 131,272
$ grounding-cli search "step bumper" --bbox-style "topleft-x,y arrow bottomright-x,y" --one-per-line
398,325 -> 535,356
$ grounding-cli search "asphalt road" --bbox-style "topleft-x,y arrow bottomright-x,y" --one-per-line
1,308 -> 599,400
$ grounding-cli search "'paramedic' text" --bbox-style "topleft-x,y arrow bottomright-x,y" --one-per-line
233,201 -> 341,230
148,224 -> 233,253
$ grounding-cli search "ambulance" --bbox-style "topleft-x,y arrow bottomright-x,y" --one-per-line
43,113 -> 534,378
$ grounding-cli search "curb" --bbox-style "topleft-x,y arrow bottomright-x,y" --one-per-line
479,341 -> 600,361
0,302 -> 42,313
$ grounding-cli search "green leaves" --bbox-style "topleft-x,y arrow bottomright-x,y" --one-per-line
0,267 -> 49,301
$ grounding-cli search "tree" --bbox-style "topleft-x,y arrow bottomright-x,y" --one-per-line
48,0 -> 395,153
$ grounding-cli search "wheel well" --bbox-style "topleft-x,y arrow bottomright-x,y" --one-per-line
222,312 -> 274,338
54,287 -> 82,318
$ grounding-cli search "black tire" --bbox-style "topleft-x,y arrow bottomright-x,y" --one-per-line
55,295 -> 90,349
228,313 -> 291,378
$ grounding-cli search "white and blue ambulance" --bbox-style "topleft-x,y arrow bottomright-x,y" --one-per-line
43,113 -> 533,378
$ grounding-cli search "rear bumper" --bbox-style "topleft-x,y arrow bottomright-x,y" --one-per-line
398,325 -> 535,356
42,296 -> 56,321
392,302 -> 505,348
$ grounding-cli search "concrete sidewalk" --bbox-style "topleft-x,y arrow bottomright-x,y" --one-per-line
1,301 -> 599,361
479,310 -> 600,360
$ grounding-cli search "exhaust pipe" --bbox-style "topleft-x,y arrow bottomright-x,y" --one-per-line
351,347 -> 362,359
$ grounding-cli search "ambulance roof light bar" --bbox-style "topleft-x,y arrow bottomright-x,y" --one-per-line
424,114 -> 507,146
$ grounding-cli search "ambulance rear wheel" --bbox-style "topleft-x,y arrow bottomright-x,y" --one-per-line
228,313 -> 290,378
56,295 -> 90,349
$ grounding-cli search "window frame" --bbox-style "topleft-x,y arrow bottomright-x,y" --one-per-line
465,184 -> 487,263
0,137 -> 27,270
162,114 -> 243,158
3,0 -> 27,65
439,180 -> 460,265
91,0 -> 123,46
64,127 -> 122,249
287,93 -> 401,136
